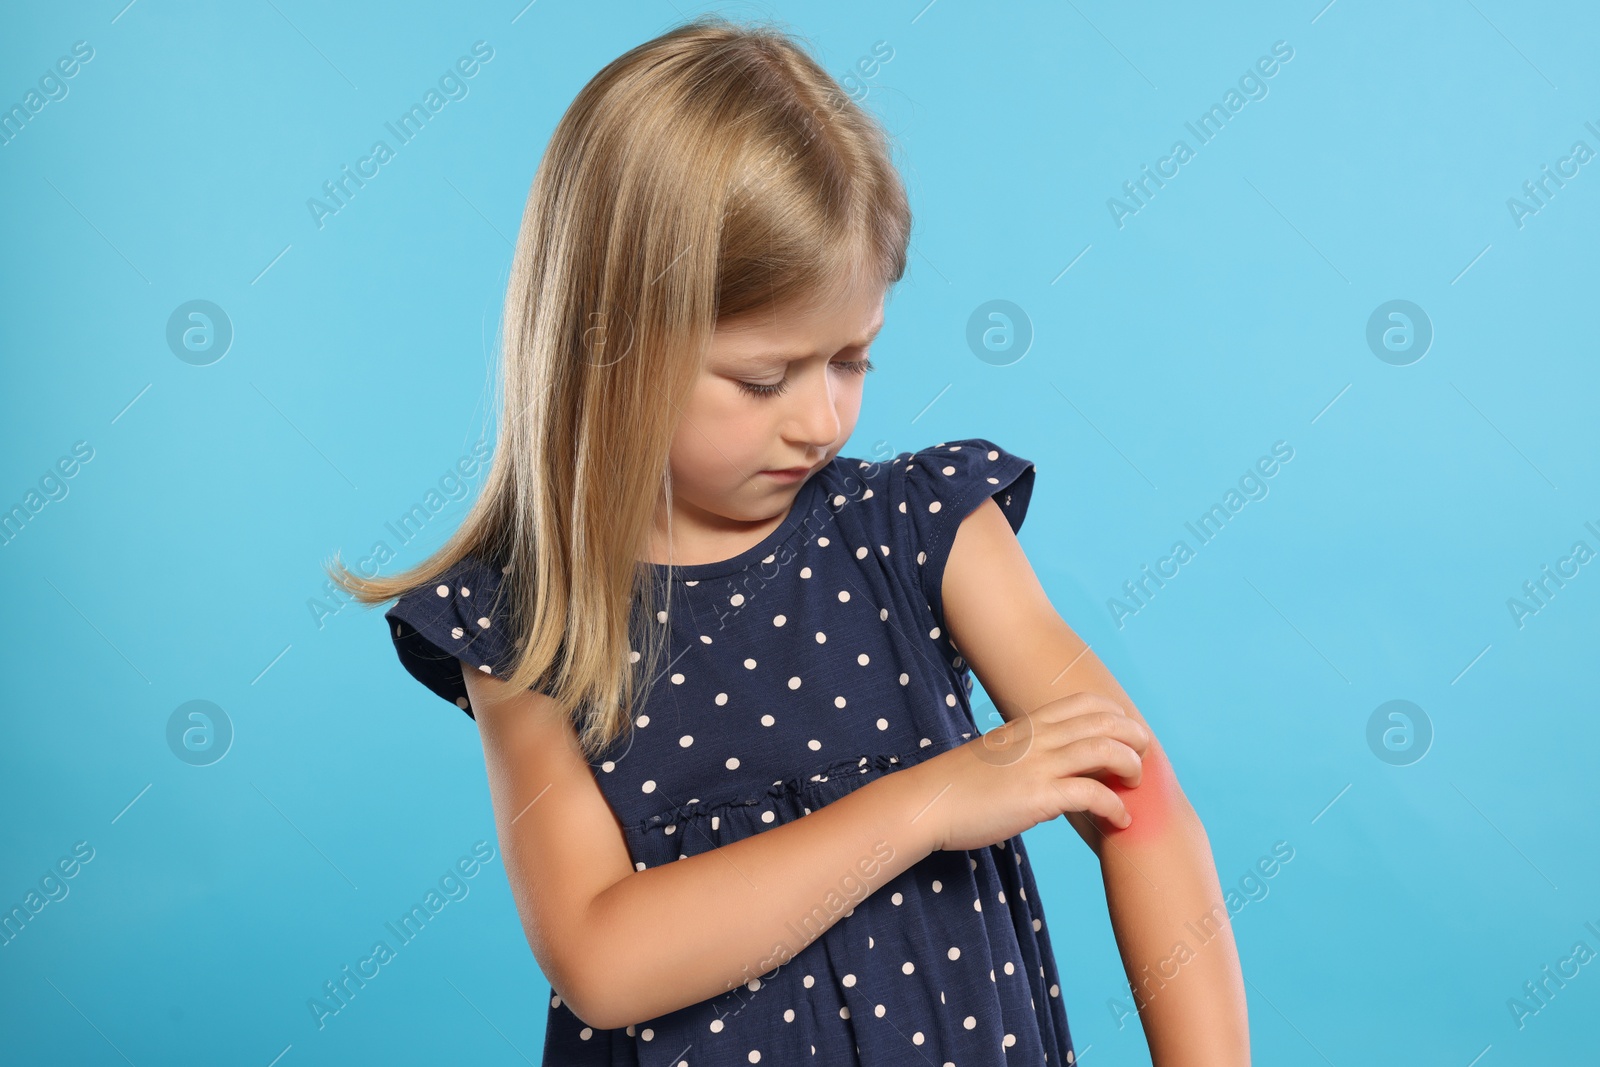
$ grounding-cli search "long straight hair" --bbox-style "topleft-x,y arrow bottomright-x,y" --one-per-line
326,15 -> 912,759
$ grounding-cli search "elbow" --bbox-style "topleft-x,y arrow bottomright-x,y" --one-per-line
530,924 -> 630,1032
565,987 -> 622,1033
566,978 -> 655,1034
556,942 -> 677,1033
549,957 -> 625,1032
540,883 -> 658,1031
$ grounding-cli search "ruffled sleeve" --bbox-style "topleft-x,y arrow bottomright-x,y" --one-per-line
383,555 -> 517,718
892,438 -> 1037,625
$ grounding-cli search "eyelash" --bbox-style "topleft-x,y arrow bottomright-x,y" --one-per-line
738,358 -> 876,398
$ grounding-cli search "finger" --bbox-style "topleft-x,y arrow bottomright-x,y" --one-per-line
1104,715 -> 1151,755
1103,737 -> 1179,844
1031,691 -> 1126,724
1054,777 -> 1132,829
1042,710 -> 1150,754
1056,735 -> 1144,788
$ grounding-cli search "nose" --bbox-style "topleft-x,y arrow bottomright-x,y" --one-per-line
784,362 -> 843,454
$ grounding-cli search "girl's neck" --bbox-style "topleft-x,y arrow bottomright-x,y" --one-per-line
642,493 -> 796,567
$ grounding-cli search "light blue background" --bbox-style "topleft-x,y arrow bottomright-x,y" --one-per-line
3,1 -> 1597,1063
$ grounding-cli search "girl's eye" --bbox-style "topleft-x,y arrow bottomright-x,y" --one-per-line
737,358 -> 875,399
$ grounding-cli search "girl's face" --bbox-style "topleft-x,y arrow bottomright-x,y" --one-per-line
649,275 -> 886,564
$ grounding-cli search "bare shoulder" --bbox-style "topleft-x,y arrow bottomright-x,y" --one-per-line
462,667 -> 636,1026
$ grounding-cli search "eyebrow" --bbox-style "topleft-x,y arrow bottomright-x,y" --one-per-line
737,320 -> 885,365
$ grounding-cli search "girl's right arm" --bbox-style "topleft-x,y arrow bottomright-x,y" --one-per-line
464,666 -> 1144,1031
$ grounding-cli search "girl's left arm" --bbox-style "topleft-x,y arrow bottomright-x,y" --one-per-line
940,498 -> 1250,1067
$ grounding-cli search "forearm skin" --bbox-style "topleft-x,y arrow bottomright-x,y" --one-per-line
578,766 -> 938,1030
1046,654 -> 1251,1066
1096,742 -> 1251,1066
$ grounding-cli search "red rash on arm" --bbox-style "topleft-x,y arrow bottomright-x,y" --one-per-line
938,495 -> 1251,1059
1099,736 -> 1180,844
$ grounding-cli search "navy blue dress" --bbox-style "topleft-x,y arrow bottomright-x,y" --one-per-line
385,438 -> 1078,1066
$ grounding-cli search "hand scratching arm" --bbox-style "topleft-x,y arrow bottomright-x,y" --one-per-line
940,498 -> 1250,1066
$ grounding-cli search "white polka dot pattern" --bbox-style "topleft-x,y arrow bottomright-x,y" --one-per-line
383,440 -> 1070,1065
895,438 -> 1037,631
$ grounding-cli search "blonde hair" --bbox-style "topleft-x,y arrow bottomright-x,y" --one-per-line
325,14 -> 912,759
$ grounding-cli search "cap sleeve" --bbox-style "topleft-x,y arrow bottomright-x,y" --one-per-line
383,555 -> 517,718
893,438 -> 1037,625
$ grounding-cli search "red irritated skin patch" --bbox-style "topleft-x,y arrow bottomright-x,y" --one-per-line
1098,737 -> 1180,844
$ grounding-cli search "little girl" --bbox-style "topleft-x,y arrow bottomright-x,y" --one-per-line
330,15 -> 1246,1066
